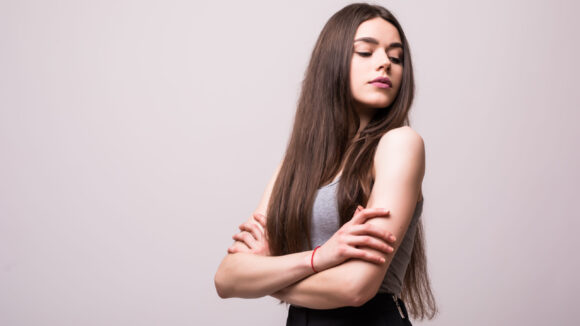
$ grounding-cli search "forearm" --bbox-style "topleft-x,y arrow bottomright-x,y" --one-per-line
214,250 -> 315,299
272,258 -> 386,309
270,265 -> 355,309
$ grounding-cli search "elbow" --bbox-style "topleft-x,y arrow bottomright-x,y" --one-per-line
346,279 -> 379,307
214,268 -> 232,299
214,278 -> 229,299
349,291 -> 375,307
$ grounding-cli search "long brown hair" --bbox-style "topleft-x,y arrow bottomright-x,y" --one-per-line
266,3 -> 437,320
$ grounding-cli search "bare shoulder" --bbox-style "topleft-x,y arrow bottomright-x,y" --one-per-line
373,126 -> 425,179
377,126 -> 424,151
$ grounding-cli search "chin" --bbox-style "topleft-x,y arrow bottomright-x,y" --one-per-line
367,94 -> 394,106
363,99 -> 392,109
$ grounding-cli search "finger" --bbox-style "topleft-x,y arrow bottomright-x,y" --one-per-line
232,231 -> 258,249
251,221 -> 265,239
342,247 -> 386,264
349,224 -> 397,243
239,222 -> 262,241
251,214 -> 266,234
346,235 -> 394,254
351,205 -> 363,220
228,245 -> 252,254
228,241 -> 250,253
253,213 -> 267,229
351,207 -> 390,225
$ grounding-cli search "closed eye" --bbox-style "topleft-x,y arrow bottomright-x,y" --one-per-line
389,56 -> 402,64
356,52 -> 372,57
357,52 -> 402,65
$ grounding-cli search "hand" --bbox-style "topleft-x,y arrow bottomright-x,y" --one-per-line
313,205 -> 396,272
228,213 -> 270,256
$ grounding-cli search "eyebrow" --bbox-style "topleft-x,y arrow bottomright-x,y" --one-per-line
354,37 -> 403,49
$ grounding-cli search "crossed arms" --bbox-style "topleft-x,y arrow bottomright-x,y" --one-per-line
214,127 -> 425,309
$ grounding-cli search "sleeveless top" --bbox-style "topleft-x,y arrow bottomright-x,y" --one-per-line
308,175 -> 424,295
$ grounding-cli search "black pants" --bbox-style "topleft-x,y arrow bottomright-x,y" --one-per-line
286,293 -> 412,326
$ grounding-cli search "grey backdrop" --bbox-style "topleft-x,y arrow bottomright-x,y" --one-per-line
1,0 -> 579,325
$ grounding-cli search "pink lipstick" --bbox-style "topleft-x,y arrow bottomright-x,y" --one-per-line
369,76 -> 392,88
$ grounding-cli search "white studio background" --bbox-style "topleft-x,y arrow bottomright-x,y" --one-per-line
1,0 -> 579,325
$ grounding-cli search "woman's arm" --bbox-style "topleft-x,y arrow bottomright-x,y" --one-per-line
271,126 -> 425,309
215,166 -> 396,299
215,207 -> 394,299
215,163 -> 283,298
215,250 -> 316,299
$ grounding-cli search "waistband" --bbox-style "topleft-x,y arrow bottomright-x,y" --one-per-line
289,292 -> 409,320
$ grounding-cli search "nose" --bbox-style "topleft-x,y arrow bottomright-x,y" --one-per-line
377,53 -> 391,71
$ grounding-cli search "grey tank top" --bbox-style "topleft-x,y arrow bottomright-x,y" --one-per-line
309,175 -> 424,295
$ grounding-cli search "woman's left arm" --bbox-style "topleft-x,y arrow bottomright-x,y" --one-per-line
272,126 -> 425,309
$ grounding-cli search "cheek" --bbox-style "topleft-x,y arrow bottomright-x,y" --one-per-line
350,58 -> 368,81
350,72 -> 366,97
393,67 -> 404,85
349,66 -> 359,86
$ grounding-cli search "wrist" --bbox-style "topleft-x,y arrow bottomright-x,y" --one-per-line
303,249 -> 316,275
310,246 -> 321,273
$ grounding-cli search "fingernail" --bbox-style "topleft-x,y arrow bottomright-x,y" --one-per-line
390,235 -> 396,242
380,258 -> 386,263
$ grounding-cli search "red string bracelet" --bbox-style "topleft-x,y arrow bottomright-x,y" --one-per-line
311,246 -> 321,273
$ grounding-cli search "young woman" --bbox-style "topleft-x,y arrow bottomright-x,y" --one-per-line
214,3 -> 437,325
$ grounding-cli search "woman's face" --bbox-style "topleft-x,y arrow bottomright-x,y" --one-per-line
350,17 -> 403,112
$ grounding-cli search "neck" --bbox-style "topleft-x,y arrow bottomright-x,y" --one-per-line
355,105 -> 375,137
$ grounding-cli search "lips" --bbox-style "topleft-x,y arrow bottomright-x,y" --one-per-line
369,76 -> 392,88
